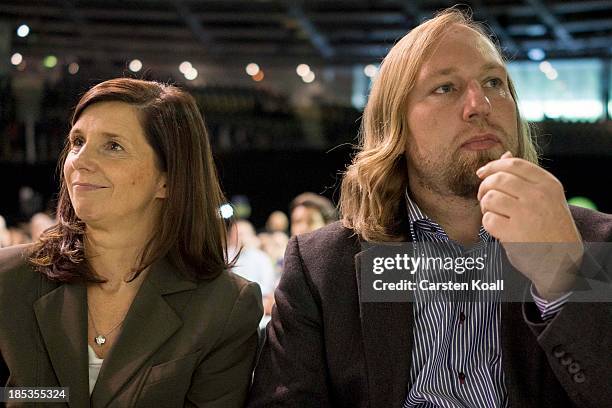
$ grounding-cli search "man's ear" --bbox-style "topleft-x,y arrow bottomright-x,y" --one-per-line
156,173 -> 167,199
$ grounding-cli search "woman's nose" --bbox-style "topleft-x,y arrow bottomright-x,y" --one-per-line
69,143 -> 97,172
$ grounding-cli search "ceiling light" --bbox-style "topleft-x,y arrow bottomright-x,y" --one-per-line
129,59 -> 142,72
296,64 -> 311,77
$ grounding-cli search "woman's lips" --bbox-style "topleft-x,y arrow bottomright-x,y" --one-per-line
73,183 -> 107,191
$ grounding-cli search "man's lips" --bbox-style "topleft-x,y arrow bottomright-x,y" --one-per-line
461,134 -> 501,150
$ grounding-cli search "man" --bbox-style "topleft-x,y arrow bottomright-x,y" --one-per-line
289,192 -> 337,236
247,9 -> 612,408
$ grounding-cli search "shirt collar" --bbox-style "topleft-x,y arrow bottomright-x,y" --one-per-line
404,188 -> 493,242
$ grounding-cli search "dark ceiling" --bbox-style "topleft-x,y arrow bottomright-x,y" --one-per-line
2,0 -> 612,70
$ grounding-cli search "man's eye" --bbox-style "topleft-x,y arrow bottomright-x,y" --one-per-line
433,84 -> 454,94
485,78 -> 503,88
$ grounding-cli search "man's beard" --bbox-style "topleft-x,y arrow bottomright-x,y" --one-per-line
411,148 -> 502,199
445,149 -> 497,198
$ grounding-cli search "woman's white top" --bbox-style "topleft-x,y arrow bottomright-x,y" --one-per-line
88,345 -> 104,395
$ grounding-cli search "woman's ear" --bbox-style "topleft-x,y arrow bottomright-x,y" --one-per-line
156,173 -> 167,199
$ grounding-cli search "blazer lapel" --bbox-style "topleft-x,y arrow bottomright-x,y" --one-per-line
355,247 -> 414,408
34,283 -> 90,408
90,258 -> 196,407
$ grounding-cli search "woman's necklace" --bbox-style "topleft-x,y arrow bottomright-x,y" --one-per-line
87,303 -> 128,346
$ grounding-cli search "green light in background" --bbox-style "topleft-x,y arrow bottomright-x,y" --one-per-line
43,55 -> 58,68
568,196 -> 598,211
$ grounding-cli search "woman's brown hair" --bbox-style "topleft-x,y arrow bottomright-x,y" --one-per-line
29,78 -> 230,282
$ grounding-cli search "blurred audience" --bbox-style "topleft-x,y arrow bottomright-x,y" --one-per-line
0,215 -> 10,248
29,212 -> 56,242
228,220 -> 277,326
265,210 -> 289,234
258,230 -> 289,276
289,192 -> 337,236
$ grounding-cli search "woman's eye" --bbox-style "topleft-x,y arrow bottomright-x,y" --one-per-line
433,84 -> 454,94
70,137 -> 84,148
108,141 -> 124,151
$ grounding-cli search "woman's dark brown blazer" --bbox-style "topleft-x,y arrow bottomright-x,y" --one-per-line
0,244 -> 263,407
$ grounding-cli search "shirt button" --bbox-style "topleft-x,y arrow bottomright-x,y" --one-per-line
568,362 -> 581,374
552,346 -> 565,358
560,355 -> 573,366
458,372 -> 466,384
459,312 -> 466,323
573,372 -> 586,383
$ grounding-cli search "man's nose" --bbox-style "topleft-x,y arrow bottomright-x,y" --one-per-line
462,80 -> 491,121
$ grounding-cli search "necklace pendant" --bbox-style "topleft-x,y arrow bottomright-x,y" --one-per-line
95,335 -> 106,346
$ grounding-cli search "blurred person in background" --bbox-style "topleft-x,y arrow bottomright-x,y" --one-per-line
0,78 -> 262,407
0,215 -> 10,248
5,225 -> 31,246
289,192 -> 337,236
265,210 -> 289,234
229,219 -> 277,325
259,230 -> 289,275
29,212 -> 56,242
261,210 -> 290,276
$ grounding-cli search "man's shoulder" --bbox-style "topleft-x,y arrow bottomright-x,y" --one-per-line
290,221 -> 361,273
296,221 -> 360,253
569,205 -> 612,241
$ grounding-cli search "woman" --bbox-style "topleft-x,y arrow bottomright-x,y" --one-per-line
0,78 -> 263,407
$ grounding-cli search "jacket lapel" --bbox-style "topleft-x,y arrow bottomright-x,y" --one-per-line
34,283 -> 90,408
355,246 -> 414,408
90,258 -> 197,407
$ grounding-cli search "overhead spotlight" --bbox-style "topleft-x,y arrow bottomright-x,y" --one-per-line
68,62 -> 79,75
545,69 -> 558,80
364,64 -> 378,78
179,61 -> 192,74
43,55 -> 58,68
185,67 -> 198,80
302,71 -> 315,83
16,24 -> 30,38
10,53 -> 23,66
296,63 -> 311,77
246,63 -> 260,76
252,70 -> 264,82
525,24 -> 546,37
538,61 -> 553,74
219,203 -> 234,219
129,59 -> 142,72
527,48 -> 545,61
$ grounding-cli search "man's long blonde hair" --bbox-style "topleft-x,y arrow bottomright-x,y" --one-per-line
339,8 -> 538,242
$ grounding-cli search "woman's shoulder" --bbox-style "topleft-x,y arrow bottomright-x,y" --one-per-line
0,244 -> 38,281
191,269 -> 262,305
0,244 -> 47,302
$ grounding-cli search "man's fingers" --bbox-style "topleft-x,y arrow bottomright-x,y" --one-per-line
482,211 -> 511,240
476,152 -> 541,184
479,189 -> 518,218
477,171 -> 523,201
